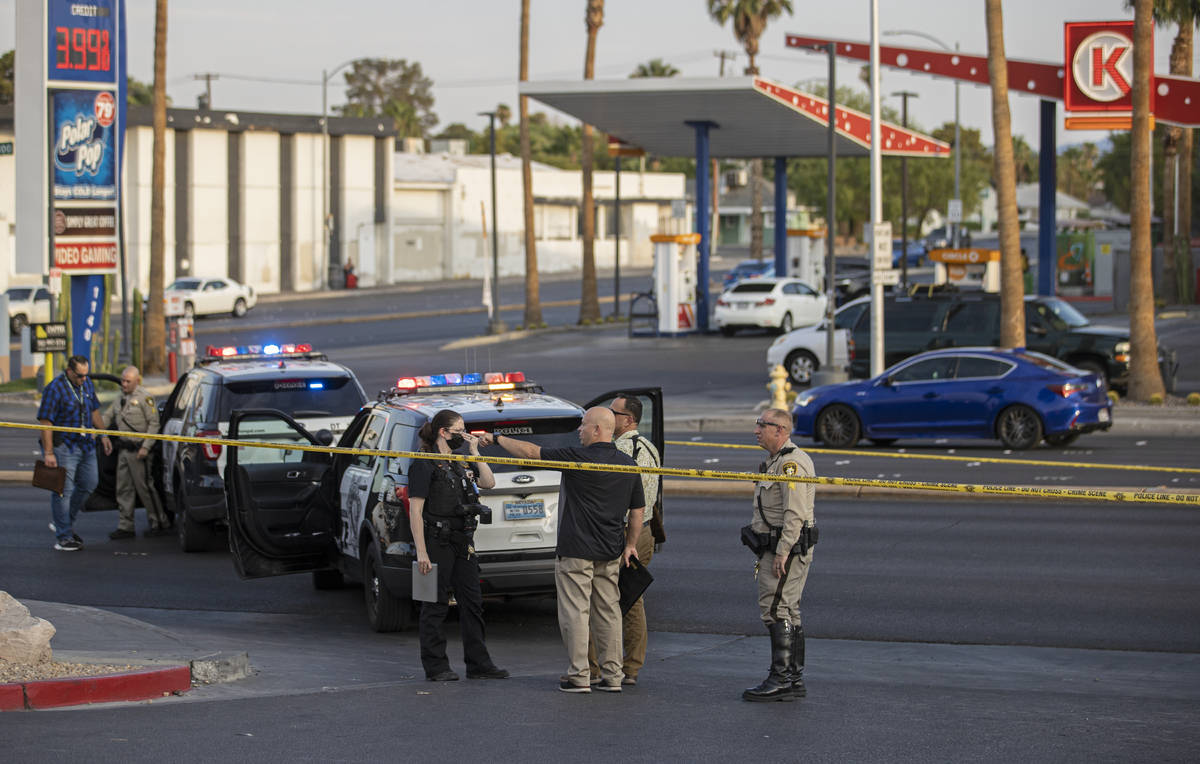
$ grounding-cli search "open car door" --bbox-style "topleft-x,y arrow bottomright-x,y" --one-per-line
226,409 -> 338,579
584,386 -> 665,517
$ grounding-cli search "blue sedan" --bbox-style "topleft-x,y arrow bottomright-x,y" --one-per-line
722,259 -> 775,290
791,348 -> 1113,450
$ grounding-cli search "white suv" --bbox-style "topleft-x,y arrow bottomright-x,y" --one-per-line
765,296 -> 866,386
223,373 -> 663,632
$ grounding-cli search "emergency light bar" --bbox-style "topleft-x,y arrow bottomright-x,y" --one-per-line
389,371 -> 535,396
201,343 -> 322,362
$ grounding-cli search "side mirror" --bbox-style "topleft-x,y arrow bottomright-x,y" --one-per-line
314,429 -> 334,446
1028,324 -> 1047,337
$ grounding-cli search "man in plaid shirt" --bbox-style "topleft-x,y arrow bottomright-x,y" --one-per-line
37,355 -> 112,551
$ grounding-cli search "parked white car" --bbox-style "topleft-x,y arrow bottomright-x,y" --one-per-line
163,277 -> 257,318
714,277 -> 827,336
765,296 -> 867,386
6,286 -> 52,334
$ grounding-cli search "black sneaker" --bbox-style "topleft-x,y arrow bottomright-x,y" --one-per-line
426,670 -> 459,682
466,666 -> 510,680
109,529 -> 136,540
144,527 -> 170,538
54,538 -> 82,551
558,679 -> 591,694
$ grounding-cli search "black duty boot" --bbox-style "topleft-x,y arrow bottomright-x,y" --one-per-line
742,621 -> 795,702
790,623 -> 806,698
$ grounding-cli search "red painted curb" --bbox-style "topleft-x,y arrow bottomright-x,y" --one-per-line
13,666 -> 191,710
0,683 -> 25,711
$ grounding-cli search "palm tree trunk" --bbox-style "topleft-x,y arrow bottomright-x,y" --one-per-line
984,0 -> 1025,349
1160,25 -> 1190,302
519,0 -> 542,327
144,0 -> 168,374
1128,0 -> 1166,399
578,0 -> 604,323
1172,20 -> 1194,304
749,159 -> 763,260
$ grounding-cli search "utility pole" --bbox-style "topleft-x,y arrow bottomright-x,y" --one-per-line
713,50 -> 736,261
892,90 -> 918,288
714,50 -> 738,76
479,110 -> 505,334
192,72 -> 218,110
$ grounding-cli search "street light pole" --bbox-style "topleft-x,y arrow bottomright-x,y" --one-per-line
883,30 -> 961,247
479,111 -> 505,334
322,60 -> 357,291
892,90 -> 918,289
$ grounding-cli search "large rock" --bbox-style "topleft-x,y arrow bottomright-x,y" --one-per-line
0,592 -> 56,664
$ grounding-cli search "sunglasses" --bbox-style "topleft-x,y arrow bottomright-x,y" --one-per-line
610,408 -> 634,418
755,419 -> 786,430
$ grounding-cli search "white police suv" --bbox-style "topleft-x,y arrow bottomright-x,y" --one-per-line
223,372 -> 663,632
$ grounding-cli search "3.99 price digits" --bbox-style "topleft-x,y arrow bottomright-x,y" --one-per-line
54,27 -> 111,72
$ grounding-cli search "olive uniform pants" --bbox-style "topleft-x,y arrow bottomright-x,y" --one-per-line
115,449 -> 168,532
757,550 -> 812,626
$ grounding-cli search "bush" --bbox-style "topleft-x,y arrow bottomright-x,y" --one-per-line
1187,392 -> 1200,406
1148,393 -> 1164,405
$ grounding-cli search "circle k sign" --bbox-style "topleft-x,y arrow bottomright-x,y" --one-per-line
1064,21 -> 1147,114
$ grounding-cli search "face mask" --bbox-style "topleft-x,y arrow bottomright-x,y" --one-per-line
445,433 -> 465,450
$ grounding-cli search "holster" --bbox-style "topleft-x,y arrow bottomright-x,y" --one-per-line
740,525 -> 771,557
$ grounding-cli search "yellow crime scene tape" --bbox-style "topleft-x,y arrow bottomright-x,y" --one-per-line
666,439 -> 1200,475
3,421 -> 1198,507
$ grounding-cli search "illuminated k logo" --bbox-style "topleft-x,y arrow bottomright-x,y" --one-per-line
1072,31 -> 1135,103
1091,44 -> 1131,94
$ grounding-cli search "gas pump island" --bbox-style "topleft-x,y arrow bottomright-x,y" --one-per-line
521,76 -> 949,337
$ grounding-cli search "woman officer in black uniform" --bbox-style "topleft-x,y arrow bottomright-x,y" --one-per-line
409,409 -> 509,682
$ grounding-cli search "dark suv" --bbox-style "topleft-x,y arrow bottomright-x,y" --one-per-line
847,293 -> 1178,393
222,374 -> 662,632
158,343 -> 368,552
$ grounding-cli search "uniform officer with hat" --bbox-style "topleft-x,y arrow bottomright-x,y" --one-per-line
105,366 -> 170,539
743,407 -> 817,702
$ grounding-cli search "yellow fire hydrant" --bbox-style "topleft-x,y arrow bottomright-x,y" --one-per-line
768,364 -> 792,411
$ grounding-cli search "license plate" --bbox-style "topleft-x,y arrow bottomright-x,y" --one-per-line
735,302 -> 751,310
1098,409 -> 1110,423
504,499 -> 545,520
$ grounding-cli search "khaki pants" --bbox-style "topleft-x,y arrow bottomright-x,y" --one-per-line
588,529 -> 654,679
757,550 -> 812,626
116,448 -> 168,532
556,556 -> 622,686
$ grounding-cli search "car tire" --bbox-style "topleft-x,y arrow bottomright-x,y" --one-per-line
720,326 -> 737,337
232,298 -> 248,318
312,569 -> 345,590
183,301 -> 195,319
869,438 -> 897,446
1044,432 -> 1080,447
996,405 -> 1043,450
816,404 -> 860,448
779,312 -> 794,334
784,350 -> 818,387
10,314 -> 27,335
363,540 -> 414,633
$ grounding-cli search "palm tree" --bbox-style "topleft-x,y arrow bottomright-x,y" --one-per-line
519,0 -> 543,328
984,0 -> 1025,349
496,103 -> 512,128
145,0 -> 168,374
578,0 -> 604,324
708,1 -> 794,263
1128,0 -> 1167,399
630,59 -> 680,78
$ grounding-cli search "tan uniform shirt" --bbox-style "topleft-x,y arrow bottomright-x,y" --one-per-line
105,385 -> 159,450
751,440 -> 815,558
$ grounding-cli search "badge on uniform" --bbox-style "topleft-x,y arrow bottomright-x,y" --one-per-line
130,399 -> 139,405
783,463 -> 798,475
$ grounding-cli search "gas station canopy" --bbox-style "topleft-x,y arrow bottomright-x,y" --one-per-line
520,76 -> 951,158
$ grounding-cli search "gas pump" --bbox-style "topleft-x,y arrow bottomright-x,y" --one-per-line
929,248 -> 1001,292
163,293 -> 195,382
787,228 -> 826,288
649,233 -> 699,335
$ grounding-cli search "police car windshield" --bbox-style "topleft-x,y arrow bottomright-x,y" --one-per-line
471,416 -> 583,472
218,377 -> 365,421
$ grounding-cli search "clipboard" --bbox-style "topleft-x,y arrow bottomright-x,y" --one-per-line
412,562 -> 439,603
618,557 -> 653,615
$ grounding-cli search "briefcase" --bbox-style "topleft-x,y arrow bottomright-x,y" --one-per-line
33,460 -> 67,496
618,557 -> 654,616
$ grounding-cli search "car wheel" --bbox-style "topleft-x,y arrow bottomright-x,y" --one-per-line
996,405 -> 1043,450
312,569 -> 345,590
183,301 -> 195,319
779,312 -> 794,333
784,350 -> 818,386
869,438 -> 897,446
232,298 -> 248,318
1044,432 -> 1080,447
1073,360 -> 1107,387
363,540 -> 414,632
816,404 -> 860,448
10,314 -> 27,335
720,326 -> 737,337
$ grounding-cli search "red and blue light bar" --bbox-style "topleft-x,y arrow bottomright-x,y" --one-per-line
203,342 -> 314,359
394,371 -> 529,393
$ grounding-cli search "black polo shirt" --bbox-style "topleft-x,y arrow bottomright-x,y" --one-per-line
542,442 -> 645,561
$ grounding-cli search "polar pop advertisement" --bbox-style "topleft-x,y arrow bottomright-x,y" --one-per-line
52,89 -> 117,200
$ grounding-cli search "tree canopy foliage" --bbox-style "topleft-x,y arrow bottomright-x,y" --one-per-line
337,58 -> 437,138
